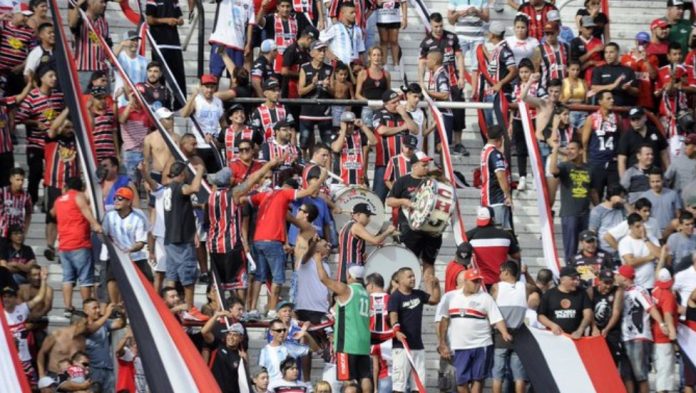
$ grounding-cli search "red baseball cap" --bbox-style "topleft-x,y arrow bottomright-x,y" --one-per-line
650,18 -> 669,30
200,74 -> 218,85
463,268 -> 484,281
618,265 -> 635,280
115,187 -> 134,201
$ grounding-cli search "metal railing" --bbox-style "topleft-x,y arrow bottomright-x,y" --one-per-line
227,97 -> 495,109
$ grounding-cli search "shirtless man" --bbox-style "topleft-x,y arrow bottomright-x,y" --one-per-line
37,318 -> 88,377
19,265 -> 54,351
289,202 -> 319,263
162,133 -> 206,182
143,107 -> 179,186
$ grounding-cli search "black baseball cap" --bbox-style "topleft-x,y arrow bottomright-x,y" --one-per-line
628,107 -> 645,119
382,90 -> 400,103
301,26 -> 319,39
456,242 -> 473,261
559,266 -> 579,278
263,78 -> 280,91
599,269 -> 615,282
579,230 -> 597,242
1,287 -> 17,296
273,119 -> 291,130
402,134 -> 418,148
352,203 -> 375,216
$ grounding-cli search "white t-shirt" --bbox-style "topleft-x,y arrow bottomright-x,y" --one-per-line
408,108 -> 425,151
294,258 -> 330,313
24,45 -> 51,76
674,266 -> 696,309
151,186 -> 166,239
375,0 -> 405,24
434,290 -> 460,323
193,95 -> 224,148
504,36 -> 540,65
5,303 -> 31,362
618,235 -> 658,289
621,285 -> 654,342
440,291 -> 503,350
607,218 -> 660,244
209,0 -> 256,49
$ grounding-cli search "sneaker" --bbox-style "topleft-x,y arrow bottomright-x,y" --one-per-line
517,176 -> 526,191
63,307 -> 74,320
44,247 -> 55,262
183,306 -> 210,322
454,143 -> 470,156
198,272 -> 210,284
266,309 -> 278,320
245,310 -> 262,321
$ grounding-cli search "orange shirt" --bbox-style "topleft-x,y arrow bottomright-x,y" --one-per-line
620,52 -> 654,109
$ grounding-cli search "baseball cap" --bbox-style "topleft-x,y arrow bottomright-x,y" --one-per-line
156,107 -> 174,120
488,21 -> 506,35
301,26 -> 319,39
222,322 -> 245,335
1,287 -> 17,296
629,107 -> 645,119
402,134 -> 418,149
463,268 -> 484,281
200,74 -> 218,85
168,161 -> 187,178
657,268 -> 672,282
598,269 -> 615,282
456,242 -> 473,261
579,230 -> 597,242
348,264 -> 366,279
273,119 -> 291,130
544,22 -> 559,33
14,3 -> 33,15
275,300 -> 295,311
559,266 -> 580,278
310,40 -> 327,51
340,111 -> 356,123
125,30 -> 140,41
260,39 -> 277,52
581,16 -> 597,28
409,151 -> 432,165
90,86 -> 108,98
115,187 -> 134,201
208,167 -> 232,187
352,202 -> 375,216
263,78 -> 280,91
684,133 -> 696,145
476,206 -> 493,227
547,10 -> 561,22
668,0 -> 685,7
382,89 -> 400,103
635,32 -> 650,44
651,18 -> 669,30
618,265 -> 636,279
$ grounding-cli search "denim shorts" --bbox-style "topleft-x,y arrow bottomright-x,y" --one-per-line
60,248 -> 95,286
253,241 -> 286,284
624,339 -> 652,382
121,150 -> 143,184
491,348 -> 527,381
164,242 -> 199,286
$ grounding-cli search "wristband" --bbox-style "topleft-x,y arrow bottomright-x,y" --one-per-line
392,323 -> 401,333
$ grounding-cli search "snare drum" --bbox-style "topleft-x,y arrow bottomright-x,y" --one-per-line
332,185 -> 384,234
406,179 -> 455,236
364,245 -> 421,288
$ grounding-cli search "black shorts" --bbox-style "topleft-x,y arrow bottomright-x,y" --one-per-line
44,186 -> 63,224
295,309 -> 326,324
588,161 -> 618,198
210,247 -> 248,290
377,22 -> 401,29
401,226 -> 442,264
336,353 -> 371,381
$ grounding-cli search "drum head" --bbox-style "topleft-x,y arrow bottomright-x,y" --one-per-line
333,186 -> 384,234
365,245 -> 421,288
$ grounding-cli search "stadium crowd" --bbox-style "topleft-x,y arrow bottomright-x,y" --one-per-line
1,0 -> 696,392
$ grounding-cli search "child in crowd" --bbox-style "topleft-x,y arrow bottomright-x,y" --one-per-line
331,64 -> 354,131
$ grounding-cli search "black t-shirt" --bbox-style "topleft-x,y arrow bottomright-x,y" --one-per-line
281,42 -> 310,96
554,161 -> 591,218
387,289 -> 430,350
137,81 -> 173,111
146,0 -> 183,46
210,345 -> 244,393
299,62 -> 333,117
538,287 -> 592,333
388,174 -> 425,227
569,249 -> 615,288
0,244 -> 36,266
569,37 -> 587,63
212,319 -> 249,351
251,55 -> 276,83
616,125 -> 668,169
591,285 -> 620,338
163,181 -> 196,244
590,63 -> 636,107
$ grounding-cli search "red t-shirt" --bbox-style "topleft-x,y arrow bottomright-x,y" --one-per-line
251,188 -> 297,243
444,261 -> 466,293
229,159 -> 265,186
54,190 -> 92,251
620,53 -> 654,109
651,285 -> 678,344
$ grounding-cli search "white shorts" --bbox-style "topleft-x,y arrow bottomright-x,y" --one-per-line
653,342 -> 676,392
391,348 -> 425,392
154,237 -> 167,273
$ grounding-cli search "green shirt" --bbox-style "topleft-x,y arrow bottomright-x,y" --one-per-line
669,19 -> 692,53
334,283 -> 370,355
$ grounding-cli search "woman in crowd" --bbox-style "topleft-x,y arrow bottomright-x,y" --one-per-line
355,47 -> 391,125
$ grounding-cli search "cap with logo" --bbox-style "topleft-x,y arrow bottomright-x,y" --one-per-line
382,89 -> 400,102
263,78 -> 281,91
456,242 -> 473,261
668,0 -> 685,7
547,10 -> 561,22
310,40 -> 327,51
402,134 -> 418,148
651,18 -> 669,30
352,202 -> 375,216
476,206 -> 494,227
598,269 -> 615,282
581,16 -> 597,28
340,111 -> 356,123
579,230 -> 597,242
635,32 -> 650,44
463,268 -> 484,281
260,39 -> 277,52
559,266 -> 580,278
628,107 -> 645,119
409,151 -> 433,165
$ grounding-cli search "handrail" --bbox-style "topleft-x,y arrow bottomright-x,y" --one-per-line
182,10 -> 200,51
196,0 -> 205,78
226,97 -> 495,109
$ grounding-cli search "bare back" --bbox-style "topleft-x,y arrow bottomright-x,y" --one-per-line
145,131 -> 177,173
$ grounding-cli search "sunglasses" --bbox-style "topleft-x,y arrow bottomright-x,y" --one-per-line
272,328 -> 287,333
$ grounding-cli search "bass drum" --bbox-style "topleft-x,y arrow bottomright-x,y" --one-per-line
332,185 -> 384,234
364,245 -> 421,288
405,179 -> 455,236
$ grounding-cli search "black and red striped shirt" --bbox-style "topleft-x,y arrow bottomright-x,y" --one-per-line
91,108 -> 117,161
261,141 -> 300,186
44,134 -> 79,189
0,186 -> 32,238
333,131 -> 367,185
71,14 -> 109,71
337,221 -> 365,283
15,88 -> 65,149
384,153 -> 411,184
372,109 -> 407,167
207,188 -> 242,254
0,95 -> 18,154
0,20 -> 35,71
220,125 -> 263,164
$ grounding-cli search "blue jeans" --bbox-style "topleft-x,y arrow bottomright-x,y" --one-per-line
569,111 -> 587,131
561,213 -> 589,262
378,376 -> 392,393
60,248 -> 95,286
121,150 -> 143,183
372,166 -> 388,201
253,241 -> 286,284
91,366 -> 115,393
